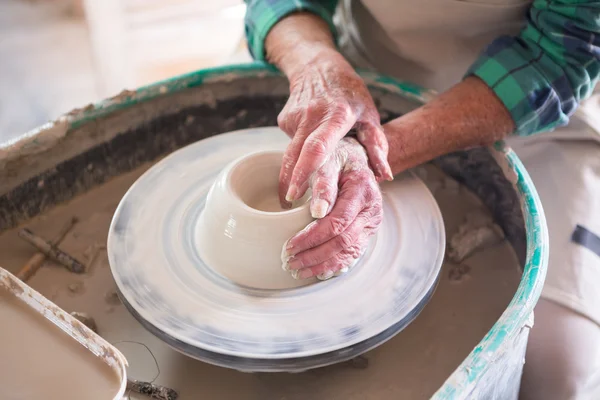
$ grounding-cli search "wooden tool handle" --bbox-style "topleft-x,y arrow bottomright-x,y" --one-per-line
17,217 -> 78,281
18,227 -> 85,273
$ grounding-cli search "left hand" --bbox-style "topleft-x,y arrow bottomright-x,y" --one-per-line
282,137 -> 383,280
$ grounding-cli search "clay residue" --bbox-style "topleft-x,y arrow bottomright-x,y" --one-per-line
68,281 -> 85,295
70,311 -> 98,334
447,208 -> 505,263
0,118 -> 71,195
105,289 -> 121,306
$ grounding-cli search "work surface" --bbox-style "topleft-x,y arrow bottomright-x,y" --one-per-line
0,161 -> 520,399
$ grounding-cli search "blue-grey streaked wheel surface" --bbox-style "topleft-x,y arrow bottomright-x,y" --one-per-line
108,127 -> 445,372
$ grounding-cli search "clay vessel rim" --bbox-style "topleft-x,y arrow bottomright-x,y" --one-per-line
222,150 -> 311,218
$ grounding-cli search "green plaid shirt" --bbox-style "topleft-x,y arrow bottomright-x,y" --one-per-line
244,0 -> 600,136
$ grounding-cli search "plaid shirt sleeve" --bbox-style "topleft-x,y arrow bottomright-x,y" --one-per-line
466,1 -> 600,136
244,0 -> 339,61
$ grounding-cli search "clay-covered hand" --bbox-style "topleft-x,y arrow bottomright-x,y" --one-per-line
282,137 -> 383,280
278,50 -> 393,208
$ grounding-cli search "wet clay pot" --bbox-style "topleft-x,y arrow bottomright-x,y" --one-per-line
195,150 -> 316,289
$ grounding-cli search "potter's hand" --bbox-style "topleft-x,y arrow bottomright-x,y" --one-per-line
277,50 -> 392,207
264,13 -> 392,208
282,137 -> 383,280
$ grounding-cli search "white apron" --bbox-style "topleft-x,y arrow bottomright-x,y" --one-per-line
335,0 -> 600,326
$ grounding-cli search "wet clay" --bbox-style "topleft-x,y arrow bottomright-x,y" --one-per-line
0,290 -> 120,400
247,191 -> 285,213
231,151 -> 308,213
0,161 -> 521,399
247,190 -> 310,213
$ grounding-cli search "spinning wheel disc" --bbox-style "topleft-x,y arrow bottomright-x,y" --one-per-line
108,127 -> 445,371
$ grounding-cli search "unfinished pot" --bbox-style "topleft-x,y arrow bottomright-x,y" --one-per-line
196,150 -> 315,289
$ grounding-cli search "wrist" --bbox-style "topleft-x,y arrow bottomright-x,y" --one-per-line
265,12 -> 340,78
384,118 -> 432,175
283,45 -> 346,80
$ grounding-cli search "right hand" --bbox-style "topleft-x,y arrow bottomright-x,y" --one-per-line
277,48 -> 393,209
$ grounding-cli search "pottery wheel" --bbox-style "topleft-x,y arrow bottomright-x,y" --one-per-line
108,127 -> 445,372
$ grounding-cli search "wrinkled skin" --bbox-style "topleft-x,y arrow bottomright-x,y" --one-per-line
282,137 -> 383,280
266,13 -> 514,279
277,52 -> 393,208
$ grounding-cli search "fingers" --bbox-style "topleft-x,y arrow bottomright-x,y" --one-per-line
286,110 -> 356,202
356,122 -> 394,181
280,137 -> 384,281
309,157 -> 341,219
286,214 -> 372,271
291,246 -> 364,280
279,134 -> 305,208
285,179 -> 365,257
277,98 -> 330,207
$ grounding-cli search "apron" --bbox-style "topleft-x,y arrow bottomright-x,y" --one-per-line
335,0 -> 600,325
335,0 -> 600,141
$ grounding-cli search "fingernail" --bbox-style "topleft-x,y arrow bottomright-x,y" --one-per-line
286,242 -> 294,253
285,248 -> 295,258
281,256 -> 293,271
380,163 -> 394,181
299,269 -> 313,279
317,270 -> 335,280
290,270 -> 301,280
285,238 -> 297,257
283,239 -> 294,250
285,184 -> 299,202
334,267 -> 349,277
311,199 -> 329,219
281,240 -> 291,261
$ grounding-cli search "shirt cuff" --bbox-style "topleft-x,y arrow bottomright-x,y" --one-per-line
245,1 -> 338,61
465,36 -> 572,136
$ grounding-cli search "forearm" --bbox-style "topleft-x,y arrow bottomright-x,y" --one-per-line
265,12 -> 342,78
385,76 -> 515,175
384,1 -> 600,175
